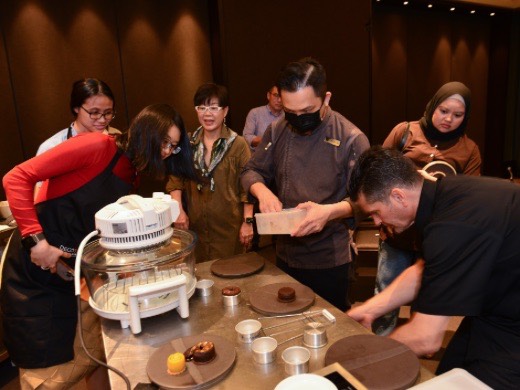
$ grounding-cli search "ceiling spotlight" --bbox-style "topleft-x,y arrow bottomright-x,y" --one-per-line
471,10 -> 476,14
428,4 -> 433,8
404,1 -> 409,5
450,7 -> 455,11
490,12 -> 495,16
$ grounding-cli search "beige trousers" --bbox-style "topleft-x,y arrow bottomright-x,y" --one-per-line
19,300 -> 105,390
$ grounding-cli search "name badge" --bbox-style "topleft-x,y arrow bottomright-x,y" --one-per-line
325,137 -> 340,147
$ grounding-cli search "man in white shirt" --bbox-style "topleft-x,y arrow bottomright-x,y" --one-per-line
242,85 -> 284,152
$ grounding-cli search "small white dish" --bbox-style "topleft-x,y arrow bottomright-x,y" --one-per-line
274,373 -> 336,390
410,368 -> 492,389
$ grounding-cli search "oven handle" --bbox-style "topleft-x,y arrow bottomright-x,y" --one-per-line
116,195 -> 157,227
128,274 -> 189,334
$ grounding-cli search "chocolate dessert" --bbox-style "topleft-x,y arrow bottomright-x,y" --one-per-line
184,341 -> 216,364
221,286 -> 241,296
277,286 -> 296,303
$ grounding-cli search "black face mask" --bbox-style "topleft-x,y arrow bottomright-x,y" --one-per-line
285,108 -> 322,134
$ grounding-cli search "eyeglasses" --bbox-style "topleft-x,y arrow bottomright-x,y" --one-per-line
195,105 -> 224,113
162,140 -> 181,154
269,92 -> 281,99
80,106 -> 115,121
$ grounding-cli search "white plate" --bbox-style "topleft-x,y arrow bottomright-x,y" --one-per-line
410,368 -> 492,389
274,373 -> 336,390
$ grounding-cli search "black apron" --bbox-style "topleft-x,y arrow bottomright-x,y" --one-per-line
0,150 -> 133,368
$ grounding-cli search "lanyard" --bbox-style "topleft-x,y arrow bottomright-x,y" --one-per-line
66,123 -> 74,139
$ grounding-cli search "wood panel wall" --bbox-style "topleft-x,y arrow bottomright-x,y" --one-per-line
216,0 -> 372,139
486,12 -> 519,177
0,0 -> 212,199
371,6 -> 490,148
371,3 -> 516,176
1,1 -> 517,202
0,24 -> 21,200
1,1 -> 124,157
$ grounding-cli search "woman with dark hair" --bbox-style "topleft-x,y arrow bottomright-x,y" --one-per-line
117,104 -> 195,180
1,103 -> 194,389
373,81 -> 482,336
167,83 -> 253,262
37,78 -> 118,155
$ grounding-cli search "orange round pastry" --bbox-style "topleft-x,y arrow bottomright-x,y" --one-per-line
277,286 -> 296,303
167,352 -> 186,375
221,286 -> 241,296
184,341 -> 216,364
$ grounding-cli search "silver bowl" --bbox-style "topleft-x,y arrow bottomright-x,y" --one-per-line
251,337 -> 277,364
302,322 -> 328,348
235,319 -> 261,343
282,346 -> 310,375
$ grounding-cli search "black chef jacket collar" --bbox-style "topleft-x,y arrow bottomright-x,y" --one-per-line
414,178 -> 438,235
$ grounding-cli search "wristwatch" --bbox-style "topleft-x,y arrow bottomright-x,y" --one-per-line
244,217 -> 254,224
21,232 -> 46,251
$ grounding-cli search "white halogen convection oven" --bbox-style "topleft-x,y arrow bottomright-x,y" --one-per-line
78,193 -> 197,334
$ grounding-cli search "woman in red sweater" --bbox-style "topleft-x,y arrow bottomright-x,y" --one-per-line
1,103 -> 194,389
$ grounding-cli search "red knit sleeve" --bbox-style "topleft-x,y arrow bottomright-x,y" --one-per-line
2,133 -> 120,236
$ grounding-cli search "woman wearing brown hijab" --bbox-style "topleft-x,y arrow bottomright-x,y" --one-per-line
373,81 -> 481,335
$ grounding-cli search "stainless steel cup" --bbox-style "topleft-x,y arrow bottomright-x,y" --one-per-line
222,292 -> 241,306
251,337 -> 277,364
302,322 -> 328,348
282,346 -> 310,375
235,319 -> 262,343
196,279 -> 214,296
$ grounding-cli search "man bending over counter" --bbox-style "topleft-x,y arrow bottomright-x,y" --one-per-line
347,146 -> 520,389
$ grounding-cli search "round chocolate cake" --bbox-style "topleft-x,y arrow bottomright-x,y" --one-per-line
277,286 -> 296,303
184,341 -> 216,364
221,286 -> 241,296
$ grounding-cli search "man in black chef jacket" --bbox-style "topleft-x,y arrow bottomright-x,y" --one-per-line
241,57 -> 369,311
346,146 -> 520,389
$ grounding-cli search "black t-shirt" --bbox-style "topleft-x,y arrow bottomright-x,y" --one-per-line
413,176 -> 520,330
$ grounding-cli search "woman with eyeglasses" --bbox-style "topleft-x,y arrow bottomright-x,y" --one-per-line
1,103 -> 195,389
167,83 -> 253,262
37,78 -> 120,156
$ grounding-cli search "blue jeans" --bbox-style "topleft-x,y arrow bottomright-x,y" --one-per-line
372,240 -> 417,335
